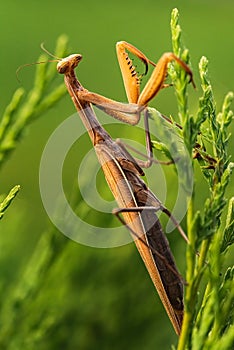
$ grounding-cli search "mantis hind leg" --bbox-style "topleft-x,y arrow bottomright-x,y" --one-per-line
112,205 -> 186,281
113,205 -> 189,244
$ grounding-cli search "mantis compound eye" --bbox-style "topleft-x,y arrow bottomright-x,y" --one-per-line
72,54 -> 83,68
57,61 -> 69,74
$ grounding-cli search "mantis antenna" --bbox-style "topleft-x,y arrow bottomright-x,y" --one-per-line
16,43 -> 61,82
40,42 -> 61,60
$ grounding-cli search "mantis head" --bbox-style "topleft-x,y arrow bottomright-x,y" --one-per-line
57,54 -> 83,74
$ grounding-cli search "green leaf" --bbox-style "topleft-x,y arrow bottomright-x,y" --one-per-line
0,185 -> 20,220
151,140 -> 173,162
221,197 -> 234,253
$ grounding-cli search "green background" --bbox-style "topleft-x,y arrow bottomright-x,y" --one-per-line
1,1 -> 234,349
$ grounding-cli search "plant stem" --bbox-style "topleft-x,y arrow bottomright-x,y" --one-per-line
177,195 -> 195,349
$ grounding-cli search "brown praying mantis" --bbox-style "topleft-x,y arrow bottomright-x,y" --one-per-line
56,41 -> 195,335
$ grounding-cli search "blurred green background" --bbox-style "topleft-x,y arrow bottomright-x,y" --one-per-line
1,1 -> 234,349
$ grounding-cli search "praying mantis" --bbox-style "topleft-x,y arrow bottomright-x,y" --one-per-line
56,41 -> 195,335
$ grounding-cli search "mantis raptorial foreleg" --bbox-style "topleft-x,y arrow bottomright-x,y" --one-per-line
116,41 -> 195,105
76,41 -> 195,168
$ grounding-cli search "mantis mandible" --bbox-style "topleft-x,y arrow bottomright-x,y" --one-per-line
56,42 -> 194,335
